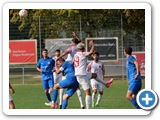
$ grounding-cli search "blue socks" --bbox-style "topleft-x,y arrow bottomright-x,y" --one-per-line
62,100 -> 68,109
130,98 -> 141,109
53,89 -> 58,103
46,93 -> 51,102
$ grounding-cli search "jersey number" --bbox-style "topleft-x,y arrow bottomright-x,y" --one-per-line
75,56 -> 79,67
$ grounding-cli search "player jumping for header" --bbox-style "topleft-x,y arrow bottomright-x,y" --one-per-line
57,32 -> 85,109
73,41 -> 113,109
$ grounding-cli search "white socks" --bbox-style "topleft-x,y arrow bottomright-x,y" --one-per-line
92,92 -> 96,103
59,88 -> 64,105
96,94 -> 102,105
76,89 -> 84,107
95,76 -> 106,85
86,95 -> 91,109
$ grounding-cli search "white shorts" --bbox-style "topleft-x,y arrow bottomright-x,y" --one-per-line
91,79 -> 103,92
76,72 -> 92,91
62,75 -> 66,81
9,93 -> 13,101
54,72 -> 62,84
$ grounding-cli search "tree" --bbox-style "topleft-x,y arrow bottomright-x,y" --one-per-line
9,9 -> 145,42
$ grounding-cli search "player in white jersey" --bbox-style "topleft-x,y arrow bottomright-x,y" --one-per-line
57,33 -> 85,109
58,39 -> 79,60
9,55 -> 15,109
52,49 -> 64,109
73,41 -> 113,109
58,32 -> 81,60
86,52 -> 105,108
9,83 -> 15,109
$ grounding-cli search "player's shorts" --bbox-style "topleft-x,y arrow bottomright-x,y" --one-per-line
9,93 -> 13,101
42,78 -> 54,90
76,72 -> 92,91
62,75 -> 66,81
59,76 -> 79,97
128,78 -> 142,95
91,79 -> 103,92
54,73 -> 63,84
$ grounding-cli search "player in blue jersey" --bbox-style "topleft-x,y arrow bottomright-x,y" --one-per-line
124,46 -> 141,109
51,58 -> 79,109
36,49 -> 57,107
57,32 -> 85,109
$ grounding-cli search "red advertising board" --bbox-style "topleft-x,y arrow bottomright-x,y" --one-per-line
9,40 -> 37,64
132,52 -> 145,76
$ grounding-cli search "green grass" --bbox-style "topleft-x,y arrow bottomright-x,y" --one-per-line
9,74 -> 41,84
9,75 -> 145,109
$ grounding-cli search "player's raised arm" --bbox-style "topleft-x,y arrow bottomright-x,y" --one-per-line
72,32 -> 81,42
88,40 -> 95,56
134,60 -> 140,78
57,50 -> 70,60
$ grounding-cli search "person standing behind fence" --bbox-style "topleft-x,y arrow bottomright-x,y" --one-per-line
52,49 -> 64,109
36,49 -> 58,108
9,83 -> 15,109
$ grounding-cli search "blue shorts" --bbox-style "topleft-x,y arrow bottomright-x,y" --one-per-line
128,78 -> 142,95
59,76 -> 79,97
42,79 -> 54,90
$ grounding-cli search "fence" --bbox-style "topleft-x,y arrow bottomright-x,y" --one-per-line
9,13 -> 145,84
9,63 -> 126,85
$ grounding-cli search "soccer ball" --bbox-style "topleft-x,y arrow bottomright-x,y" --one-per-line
19,9 -> 27,17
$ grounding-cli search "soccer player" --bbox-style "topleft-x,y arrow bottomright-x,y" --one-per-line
58,32 -> 81,61
36,49 -> 57,107
51,58 -> 79,109
86,52 -> 105,108
73,41 -> 113,109
124,46 -> 141,109
72,31 -> 81,42
52,49 -> 64,109
9,83 -> 15,109
57,36 -> 85,109
58,38 -> 80,61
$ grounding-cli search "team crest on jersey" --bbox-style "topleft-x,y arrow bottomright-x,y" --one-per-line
48,62 -> 50,64
99,66 -> 101,68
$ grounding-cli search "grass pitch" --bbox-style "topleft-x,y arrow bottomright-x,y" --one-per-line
9,75 -> 145,109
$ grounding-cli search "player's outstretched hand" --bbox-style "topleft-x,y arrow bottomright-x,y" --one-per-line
89,40 -> 94,45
